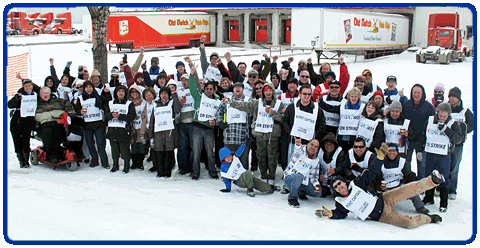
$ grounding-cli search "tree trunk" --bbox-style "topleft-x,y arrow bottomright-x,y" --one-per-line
87,7 -> 110,84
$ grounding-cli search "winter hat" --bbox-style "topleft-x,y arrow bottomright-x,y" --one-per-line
328,80 -> 341,86
159,86 -> 172,99
355,75 -> 366,82
111,66 -> 120,76
372,90 -> 384,99
298,59 -> 307,65
389,100 -> 403,112
263,85 -> 272,93
287,78 -> 299,85
175,61 -> 185,69
324,71 -> 336,80
251,60 -> 261,67
247,70 -> 259,76
437,102 -> 452,115
434,83 -> 445,93
78,65 -> 85,73
73,78 -> 85,88
210,52 -> 219,60
232,82 -> 244,88
180,73 -> 189,80
299,70 -> 310,77
386,75 -> 397,83
91,69 -> 101,77
219,147 -> 234,162
128,84 -> 141,98
448,87 -> 461,100
330,175 -> 347,192
387,143 -> 399,151
362,69 -> 372,76
166,79 -> 177,89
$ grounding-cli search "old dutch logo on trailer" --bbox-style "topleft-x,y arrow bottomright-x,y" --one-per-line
119,20 -> 129,36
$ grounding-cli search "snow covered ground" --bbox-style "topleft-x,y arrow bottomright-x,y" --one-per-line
3,36 -> 476,244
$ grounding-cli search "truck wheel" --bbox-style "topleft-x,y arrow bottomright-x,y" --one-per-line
416,54 -> 426,63
458,53 -> 465,62
33,30 -> 39,35
57,30 -> 62,34
445,54 -> 451,65
30,151 -> 39,165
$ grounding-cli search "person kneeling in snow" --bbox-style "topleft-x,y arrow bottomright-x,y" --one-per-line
315,143 -> 444,229
219,145 -> 280,197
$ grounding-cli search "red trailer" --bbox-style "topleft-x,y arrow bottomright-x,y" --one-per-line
107,11 -> 217,52
229,20 -> 240,41
46,12 -> 72,34
255,19 -> 268,42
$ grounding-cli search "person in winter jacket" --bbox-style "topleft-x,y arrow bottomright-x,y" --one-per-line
318,133 -> 347,196
307,59 -> 331,87
230,82 -> 285,184
383,101 -> 413,157
340,137 -> 376,181
315,143 -> 444,229
357,101 -> 385,152
418,103 -> 463,213
198,35 -> 231,83
142,55 -> 166,88
282,84 -> 326,163
283,137 -> 323,208
128,85 -> 149,171
371,90 -> 387,115
74,80 -> 110,168
318,80 -> 342,135
105,85 -> 136,173
338,87 -> 365,152
120,48 -> 144,87
35,86 -> 76,163
310,57 -> 350,99
8,80 -> 40,168
373,143 -> 430,214
188,64 -> 221,180
383,75 -> 407,105
402,84 -> 435,179
219,145 -> 280,197
361,69 -> 382,94
148,87 -> 181,178
109,66 -> 121,87
447,87 -> 474,199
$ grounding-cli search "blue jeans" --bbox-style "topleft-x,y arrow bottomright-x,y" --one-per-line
449,145 -> 463,195
406,140 -> 427,179
425,152 -> 450,189
177,122 -> 194,172
285,174 -> 320,200
191,123 -> 216,177
84,127 -> 108,166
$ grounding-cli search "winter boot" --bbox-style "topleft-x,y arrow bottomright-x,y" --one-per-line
22,153 -> 30,168
16,153 -> 25,168
298,192 -> 308,201
288,198 -> 300,208
137,154 -> 145,170
122,160 -> 130,174
110,164 -> 119,173
247,189 -> 256,197
431,170 -> 445,185
439,188 -> 448,213
130,154 -> 138,170
157,161 -> 165,178
422,189 -> 435,205
427,214 -> 442,223
271,185 -> 281,192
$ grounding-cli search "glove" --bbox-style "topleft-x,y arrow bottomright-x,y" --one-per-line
416,152 -> 423,162
385,95 -> 392,105
141,60 -> 147,71
315,206 -> 333,218
374,143 -> 389,160
140,136 -> 146,145
150,138 -> 155,148
220,189 -> 231,193
438,123 -> 446,132
122,54 -> 128,64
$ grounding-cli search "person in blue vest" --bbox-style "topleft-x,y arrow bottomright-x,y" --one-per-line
219,145 -> 280,197
447,87 -> 474,200
315,143 -> 444,229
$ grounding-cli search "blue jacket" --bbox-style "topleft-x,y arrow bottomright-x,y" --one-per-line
402,84 -> 435,141
384,88 -> 408,104
220,144 -> 246,189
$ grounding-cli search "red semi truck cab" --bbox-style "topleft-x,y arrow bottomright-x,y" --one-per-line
46,12 -> 72,34
32,12 -> 54,34
427,13 -> 462,51
8,12 -> 41,35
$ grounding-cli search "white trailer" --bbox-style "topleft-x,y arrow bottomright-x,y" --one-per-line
291,8 -> 410,63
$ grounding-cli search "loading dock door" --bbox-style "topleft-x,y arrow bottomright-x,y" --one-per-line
255,19 -> 268,42
286,19 -> 291,43
229,20 -> 240,41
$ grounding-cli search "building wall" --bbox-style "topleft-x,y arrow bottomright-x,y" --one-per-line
411,6 -> 473,47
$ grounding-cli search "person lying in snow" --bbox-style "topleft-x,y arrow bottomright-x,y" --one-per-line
219,144 -> 280,197
315,143 -> 444,229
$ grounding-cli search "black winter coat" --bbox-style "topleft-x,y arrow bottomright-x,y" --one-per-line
105,98 -> 136,142
402,84 -> 436,141
282,100 -> 326,143
8,88 -> 38,132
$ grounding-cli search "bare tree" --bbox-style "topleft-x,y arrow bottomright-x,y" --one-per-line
87,7 -> 110,84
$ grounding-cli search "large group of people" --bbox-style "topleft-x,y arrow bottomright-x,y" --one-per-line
9,34 -> 473,229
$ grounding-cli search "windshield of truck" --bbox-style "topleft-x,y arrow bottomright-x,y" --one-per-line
439,31 -> 451,37
52,19 -> 64,25
28,20 -> 35,25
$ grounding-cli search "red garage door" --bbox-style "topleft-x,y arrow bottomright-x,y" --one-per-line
229,20 -> 240,41
255,19 -> 267,42
286,19 -> 291,43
